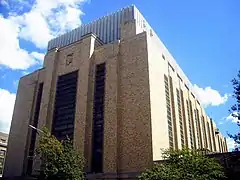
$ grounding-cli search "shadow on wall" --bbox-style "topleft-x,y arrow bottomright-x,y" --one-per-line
208,151 -> 240,180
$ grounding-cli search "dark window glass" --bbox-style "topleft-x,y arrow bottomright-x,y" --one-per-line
202,116 -> 208,148
195,109 -> 202,149
164,75 -> 173,149
176,89 -> 184,147
27,83 -> 43,175
189,101 -> 196,149
91,63 -> 106,173
186,100 -> 194,149
207,122 -> 213,151
52,71 -> 78,141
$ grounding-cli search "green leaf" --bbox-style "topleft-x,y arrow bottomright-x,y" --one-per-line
36,127 -> 84,180
138,148 -> 226,180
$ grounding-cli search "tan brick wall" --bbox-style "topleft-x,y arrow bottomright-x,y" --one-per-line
38,50 -> 58,130
4,70 -> 42,177
93,41 -> 120,173
33,34 -> 97,173
117,31 -> 152,172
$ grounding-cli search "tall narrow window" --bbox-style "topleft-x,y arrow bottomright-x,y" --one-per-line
218,136 -> 222,152
210,120 -> 217,151
164,75 -> 173,149
221,138 -> 224,152
207,122 -> 213,151
52,71 -> 78,141
189,101 -> 196,149
222,138 -> 224,152
27,83 -> 43,175
169,76 -> 178,149
176,89 -> 184,147
224,138 -> 227,152
91,63 -> 106,173
186,100 -> 194,149
195,109 -> 202,149
180,90 -> 188,147
201,116 -> 208,149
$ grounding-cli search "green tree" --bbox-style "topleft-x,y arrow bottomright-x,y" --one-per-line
36,127 -> 84,180
138,149 -> 225,180
228,70 -> 240,150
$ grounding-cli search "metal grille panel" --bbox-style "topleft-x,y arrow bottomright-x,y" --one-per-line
52,71 -> 78,141
27,83 -> 43,174
47,6 -> 135,50
91,63 -> 106,173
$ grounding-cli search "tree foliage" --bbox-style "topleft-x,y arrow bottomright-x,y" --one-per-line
229,70 -> 240,149
138,149 -> 225,180
36,127 -> 84,180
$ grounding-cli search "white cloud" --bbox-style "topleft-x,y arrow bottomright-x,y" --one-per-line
226,112 -> 239,123
0,0 -> 87,70
0,0 -> 8,7
0,15 -> 37,69
13,80 -> 19,88
19,11 -> 53,49
30,52 -> 45,62
0,88 -> 16,133
18,0 -> 86,49
226,137 -> 236,152
193,84 -> 229,107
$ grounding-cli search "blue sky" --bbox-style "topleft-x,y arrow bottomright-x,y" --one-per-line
0,0 -> 239,150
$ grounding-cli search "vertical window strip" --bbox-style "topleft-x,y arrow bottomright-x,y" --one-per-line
221,138 -> 223,152
52,71 -> 78,141
180,90 -> 188,147
197,109 -> 203,149
224,138 -> 227,152
27,83 -> 43,175
207,122 -> 213,151
176,89 -> 184,148
169,76 -> 178,149
218,136 -> 221,152
194,109 -> 201,149
164,75 -> 173,149
91,63 -> 106,173
186,100 -> 194,149
222,140 -> 225,152
223,139 -> 225,152
210,120 -> 217,151
189,101 -> 196,149
201,116 -> 207,148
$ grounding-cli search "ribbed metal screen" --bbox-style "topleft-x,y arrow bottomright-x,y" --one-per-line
91,63 -> 106,173
52,71 -> 78,141
27,83 -> 43,175
47,6 -> 135,50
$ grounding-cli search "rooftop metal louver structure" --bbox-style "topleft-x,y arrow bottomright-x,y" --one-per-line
46,5 -> 201,104
47,5 -> 150,51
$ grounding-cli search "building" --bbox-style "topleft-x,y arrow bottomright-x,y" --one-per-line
0,132 -> 8,177
208,151 -> 240,180
4,5 -> 227,179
